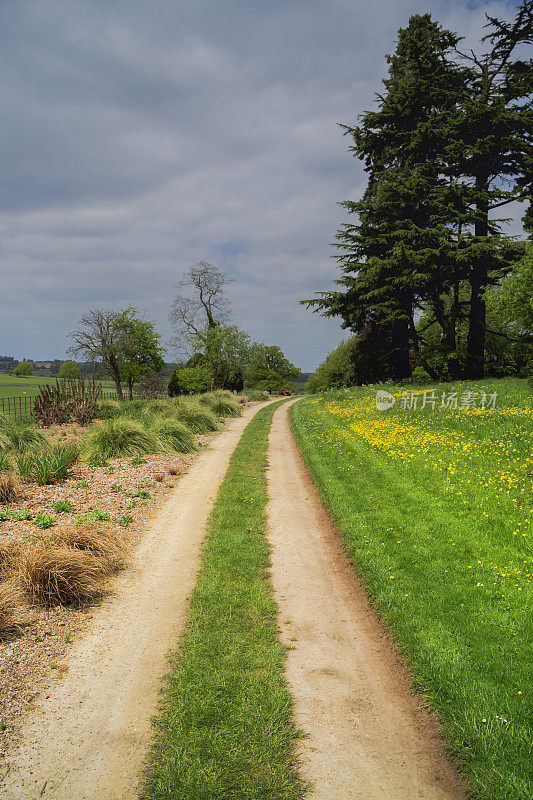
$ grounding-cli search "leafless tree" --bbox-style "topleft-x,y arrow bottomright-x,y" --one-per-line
169,262 -> 233,355
68,309 -> 124,399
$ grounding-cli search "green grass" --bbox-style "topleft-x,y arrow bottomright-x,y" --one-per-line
142,401 -> 307,800
0,373 -> 121,401
291,377 -> 532,800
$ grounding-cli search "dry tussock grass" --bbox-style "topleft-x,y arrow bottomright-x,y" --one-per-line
55,523 -> 128,572
18,546 -> 110,606
0,580 -> 32,638
0,472 -> 21,504
0,541 -> 22,579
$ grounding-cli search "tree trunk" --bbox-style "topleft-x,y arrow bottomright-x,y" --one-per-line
128,377 -> 133,401
465,181 -> 489,379
390,317 -> 412,380
108,355 -> 123,401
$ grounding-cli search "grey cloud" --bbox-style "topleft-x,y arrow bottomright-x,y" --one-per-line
0,0 -> 521,370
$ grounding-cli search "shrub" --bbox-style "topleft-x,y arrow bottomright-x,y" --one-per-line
17,444 -> 79,485
244,389 -> 270,401
168,365 -> 211,396
153,419 -> 197,453
33,377 -> 102,426
18,546 -> 109,605
200,393 -> 242,417
137,370 -> 167,399
0,417 -> 48,453
0,472 -> 22,504
0,582 -> 31,638
82,417 -> 160,461
56,523 -> 127,572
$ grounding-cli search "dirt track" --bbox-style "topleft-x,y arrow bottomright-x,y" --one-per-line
266,400 -> 468,800
0,403 -> 266,800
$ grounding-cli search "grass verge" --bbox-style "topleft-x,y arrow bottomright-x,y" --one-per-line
290,380 -> 532,800
142,401 -> 307,800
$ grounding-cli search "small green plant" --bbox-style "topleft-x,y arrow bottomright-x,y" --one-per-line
116,514 -> 134,527
51,499 -> 75,513
0,454 -> 12,472
9,508 -> 33,521
17,444 -> 79,486
33,513 -> 57,530
75,509 -> 111,525
131,456 -> 147,466
110,484 -> 123,493
134,489 -> 150,499
0,510 -> 10,522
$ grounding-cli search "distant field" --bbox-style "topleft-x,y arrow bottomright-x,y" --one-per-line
0,374 -> 122,412
291,377 -> 532,800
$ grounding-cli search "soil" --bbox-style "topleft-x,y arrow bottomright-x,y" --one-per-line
266,400 -> 469,800
0,443 -> 205,757
0,402 -> 266,799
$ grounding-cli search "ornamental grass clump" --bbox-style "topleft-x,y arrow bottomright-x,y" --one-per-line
0,542 -> 21,579
18,546 -> 109,606
0,582 -> 31,638
82,417 -> 160,461
153,419 -> 197,453
167,400 -> 219,433
200,392 -> 242,418
97,400 -> 122,419
17,444 -> 79,485
56,523 -> 128,572
0,472 -> 22,504
0,417 -> 47,454
144,398 -> 172,415
117,400 -> 146,420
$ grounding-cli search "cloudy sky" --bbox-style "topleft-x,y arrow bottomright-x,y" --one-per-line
0,0 -> 525,371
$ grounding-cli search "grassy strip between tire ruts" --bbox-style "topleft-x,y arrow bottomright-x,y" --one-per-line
142,401 -> 307,800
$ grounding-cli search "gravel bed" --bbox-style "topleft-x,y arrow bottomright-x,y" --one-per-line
0,427 -> 216,760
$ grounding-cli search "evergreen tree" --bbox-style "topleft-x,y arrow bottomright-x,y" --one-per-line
447,0 -> 532,377
306,14 -> 467,379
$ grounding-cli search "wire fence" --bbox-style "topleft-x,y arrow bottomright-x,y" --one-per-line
0,391 -> 123,420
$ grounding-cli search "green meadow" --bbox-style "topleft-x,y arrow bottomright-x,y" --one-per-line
291,378 -> 532,800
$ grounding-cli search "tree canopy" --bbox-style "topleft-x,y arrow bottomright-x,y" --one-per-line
306,3 -> 532,382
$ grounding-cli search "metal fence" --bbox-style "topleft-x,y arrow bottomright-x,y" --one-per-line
0,390 -> 123,420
